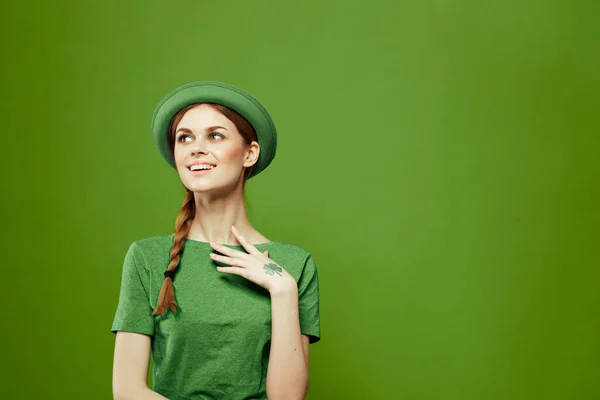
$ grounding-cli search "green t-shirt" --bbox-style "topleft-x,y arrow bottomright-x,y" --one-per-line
111,234 -> 321,400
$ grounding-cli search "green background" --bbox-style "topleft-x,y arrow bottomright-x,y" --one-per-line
1,1 -> 598,399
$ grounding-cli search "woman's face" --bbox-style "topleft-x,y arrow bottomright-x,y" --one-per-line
173,104 -> 259,194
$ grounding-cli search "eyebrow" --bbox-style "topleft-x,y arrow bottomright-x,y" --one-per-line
175,126 -> 229,135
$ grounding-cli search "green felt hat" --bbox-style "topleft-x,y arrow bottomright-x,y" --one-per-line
151,81 -> 277,179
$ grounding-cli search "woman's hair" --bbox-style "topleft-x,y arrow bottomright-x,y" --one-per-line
151,103 -> 258,317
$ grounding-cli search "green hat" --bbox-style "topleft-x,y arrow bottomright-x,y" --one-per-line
151,81 -> 277,179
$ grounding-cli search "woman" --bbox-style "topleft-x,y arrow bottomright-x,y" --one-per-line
111,81 -> 321,400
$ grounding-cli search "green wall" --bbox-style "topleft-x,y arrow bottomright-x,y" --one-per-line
1,1 -> 598,399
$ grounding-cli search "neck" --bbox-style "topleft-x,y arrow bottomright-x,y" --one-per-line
187,185 -> 253,245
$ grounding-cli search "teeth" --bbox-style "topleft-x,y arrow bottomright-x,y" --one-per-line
190,164 -> 214,171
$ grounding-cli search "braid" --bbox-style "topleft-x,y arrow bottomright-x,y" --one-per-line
151,188 -> 196,317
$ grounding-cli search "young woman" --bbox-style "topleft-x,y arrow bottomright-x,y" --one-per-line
111,81 -> 321,400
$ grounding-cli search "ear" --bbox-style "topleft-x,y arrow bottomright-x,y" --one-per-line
243,141 -> 260,168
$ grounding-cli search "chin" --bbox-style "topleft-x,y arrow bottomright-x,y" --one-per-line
184,180 -> 215,191
184,177 -> 233,192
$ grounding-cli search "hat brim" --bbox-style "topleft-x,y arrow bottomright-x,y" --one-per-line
151,81 -> 277,179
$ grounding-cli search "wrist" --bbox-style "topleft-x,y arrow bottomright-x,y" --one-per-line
269,280 -> 297,297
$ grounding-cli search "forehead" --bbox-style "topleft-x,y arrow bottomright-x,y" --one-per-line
176,104 -> 235,130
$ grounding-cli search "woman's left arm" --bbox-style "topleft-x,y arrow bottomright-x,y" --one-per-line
266,284 -> 310,400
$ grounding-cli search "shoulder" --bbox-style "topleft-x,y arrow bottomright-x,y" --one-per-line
131,234 -> 173,247
268,240 -> 311,259
266,241 -> 316,278
126,234 -> 174,261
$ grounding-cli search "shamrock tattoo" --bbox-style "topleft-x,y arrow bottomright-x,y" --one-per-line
263,262 -> 283,276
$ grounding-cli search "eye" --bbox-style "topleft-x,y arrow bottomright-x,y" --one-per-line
177,134 -> 192,143
209,131 -> 225,140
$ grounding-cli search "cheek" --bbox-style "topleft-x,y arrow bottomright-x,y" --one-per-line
173,147 -> 190,173
214,145 -> 246,164
173,146 -> 184,162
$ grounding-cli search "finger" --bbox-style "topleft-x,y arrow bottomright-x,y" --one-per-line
216,266 -> 248,277
210,241 -> 250,259
263,250 -> 269,257
230,225 -> 260,255
209,252 -> 246,267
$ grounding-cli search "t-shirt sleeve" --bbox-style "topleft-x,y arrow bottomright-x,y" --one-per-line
298,252 -> 321,344
111,242 -> 155,336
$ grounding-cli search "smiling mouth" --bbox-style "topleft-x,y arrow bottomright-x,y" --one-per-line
188,165 -> 216,173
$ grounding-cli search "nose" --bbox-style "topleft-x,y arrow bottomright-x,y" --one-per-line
190,139 -> 208,156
